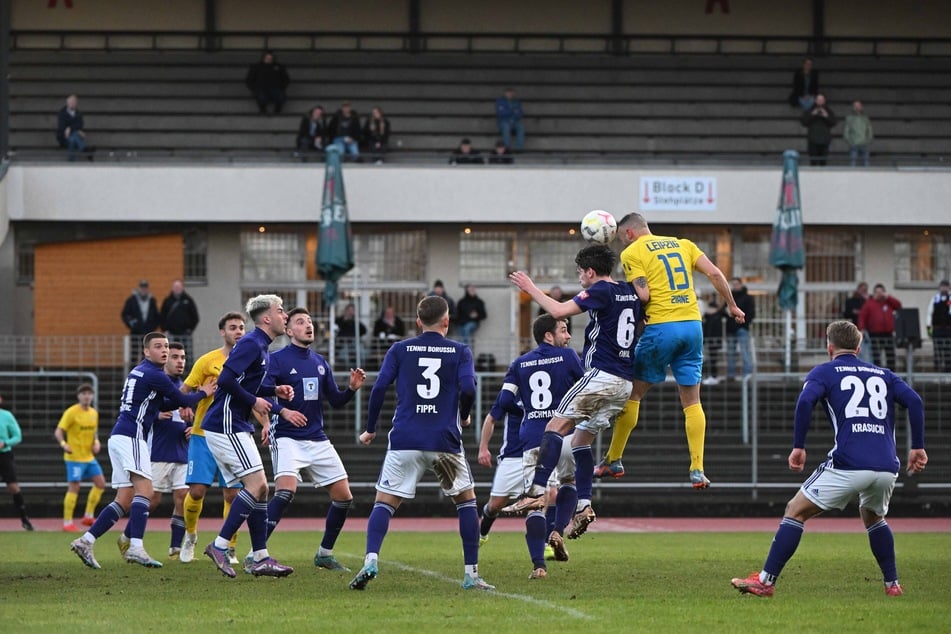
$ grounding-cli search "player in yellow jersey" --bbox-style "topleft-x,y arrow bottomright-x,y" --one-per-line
178,311 -> 246,563
598,212 -> 745,488
55,383 -> 106,531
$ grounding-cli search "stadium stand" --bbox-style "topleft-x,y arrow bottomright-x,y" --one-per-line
8,50 -> 951,164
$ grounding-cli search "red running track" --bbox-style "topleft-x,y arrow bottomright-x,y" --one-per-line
4,516 -> 949,533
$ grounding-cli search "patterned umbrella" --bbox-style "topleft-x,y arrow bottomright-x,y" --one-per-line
317,146 -> 354,306
770,150 -> 805,311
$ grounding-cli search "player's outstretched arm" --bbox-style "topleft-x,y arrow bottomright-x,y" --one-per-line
696,255 -> 744,324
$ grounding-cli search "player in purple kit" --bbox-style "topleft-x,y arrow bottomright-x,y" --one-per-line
349,296 -> 494,591
497,313 -> 584,579
732,320 -> 928,598
69,332 -> 213,570
476,392 -> 525,545
201,294 -> 296,578
252,307 -> 366,573
503,245 -> 641,542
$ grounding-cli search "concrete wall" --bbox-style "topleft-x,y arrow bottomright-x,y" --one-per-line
6,164 -> 951,228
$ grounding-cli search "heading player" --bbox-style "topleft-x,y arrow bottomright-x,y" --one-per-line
605,212 -> 744,488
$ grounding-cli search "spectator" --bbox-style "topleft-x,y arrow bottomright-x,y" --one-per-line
427,280 -> 456,327
0,393 -> 33,531
495,87 -> 525,150
121,279 -> 161,338
336,302 -> 368,369
701,293 -> 724,385
296,106 -> 328,156
537,286 -> 571,333
788,58 -> 819,110
926,279 -> 951,373
724,278 -> 756,380
844,281 -> 872,362
245,51 -> 289,115
159,279 -> 200,363
801,94 -> 836,166
372,306 -> 406,363
857,283 -> 902,369
487,140 -> 514,165
842,282 -> 869,325
843,101 -> 874,167
330,101 -> 362,161
456,284 -> 487,346
56,94 -> 89,161
449,138 -> 484,165
363,106 -> 390,165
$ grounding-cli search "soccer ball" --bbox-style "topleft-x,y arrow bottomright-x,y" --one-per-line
580,210 -> 617,244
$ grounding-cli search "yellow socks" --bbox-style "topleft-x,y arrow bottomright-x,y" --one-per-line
184,492 -> 203,534
606,400 -> 640,462
84,486 -> 104,517
64,491 -> 78,523
683,403 -> 707,472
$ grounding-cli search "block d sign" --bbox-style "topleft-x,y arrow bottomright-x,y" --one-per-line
639,177 -> 717,211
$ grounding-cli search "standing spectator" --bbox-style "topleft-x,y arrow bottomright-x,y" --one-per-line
245,51 -> 289,115
788,58 -> 819,110
330,101 -> 362,161
363,106 -> 390,164
844,281 -> 872,362
857,283 -> 902,369
487,141 -> 514,165
449,138 -> 484,165
701,293 -> 724,385
456,284 -> 487,347
495,87 -> 525,150
55,383 -> 106,532
844,101 -> 874,167
122,280 -> 160,363
842,282 -> 869,325
0,393 -> 33,531
160,279 -> 200,364
56,94 -> 89,161
731,320 -> 926,598
427,280 -> 456,330
724,278 -> 756,380
927,279 -> 951,372
372,306 -> 406,364
801,94 -> 837,166
296,106 -> 328,156
336,302 -> 368,369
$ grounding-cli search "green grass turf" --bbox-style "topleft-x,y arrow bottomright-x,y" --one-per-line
1,530 -> 948,633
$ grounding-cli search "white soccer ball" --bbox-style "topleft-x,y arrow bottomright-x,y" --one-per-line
580,210 -> 617,244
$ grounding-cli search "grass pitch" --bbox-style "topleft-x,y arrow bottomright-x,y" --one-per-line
1,529 -> 948,633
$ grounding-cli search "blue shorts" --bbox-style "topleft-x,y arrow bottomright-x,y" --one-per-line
186,434 -> 239,488
65,459 -> 104,482
633,321 -> 703,385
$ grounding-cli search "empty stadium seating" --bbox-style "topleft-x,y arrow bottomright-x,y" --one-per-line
8,50 -> 951,164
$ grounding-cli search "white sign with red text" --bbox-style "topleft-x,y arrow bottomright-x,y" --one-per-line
639,177 -> 717,211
